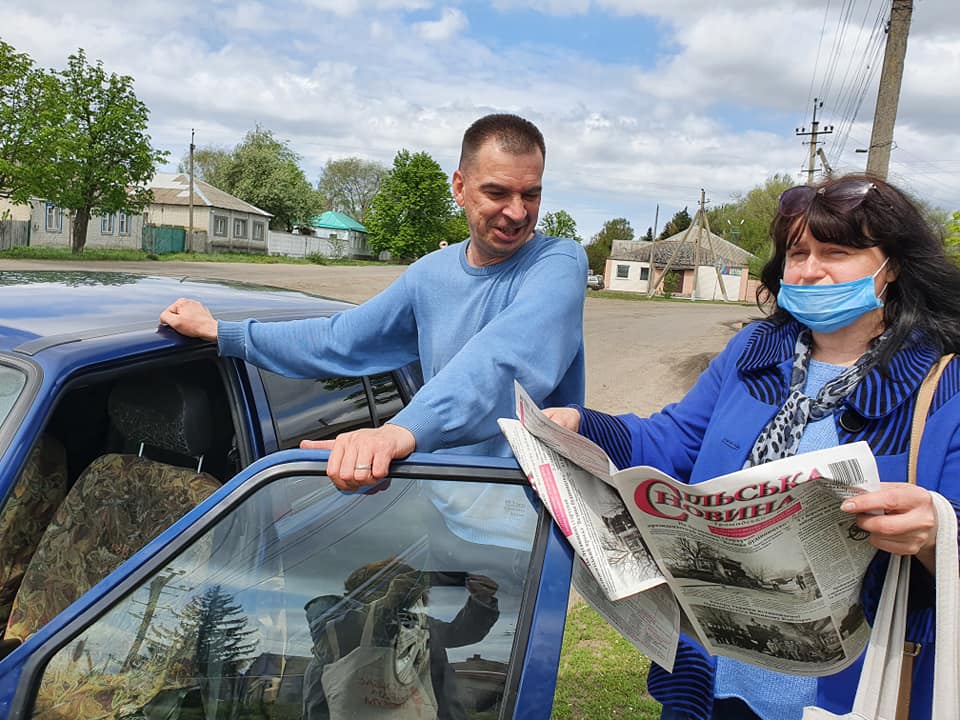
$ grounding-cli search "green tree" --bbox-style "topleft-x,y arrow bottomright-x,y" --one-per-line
317,157 -> 387,224
366,149 -> 455,260
18,49 -> 167,252
642,226 -> 654,242
539,209 -> 581,241
0,41 -> 51,202
584,217 -> 633,275
219,126 -> 319,232
945,211 -> 960,256
707,174 -> 795,263
177,146 -> 233,190
444,207 -> 470,244
658,207 -> 691,240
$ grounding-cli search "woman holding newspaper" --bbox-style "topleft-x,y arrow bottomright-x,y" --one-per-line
545,174 -> 960,720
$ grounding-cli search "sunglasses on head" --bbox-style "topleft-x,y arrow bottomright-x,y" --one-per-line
778,179 -> 876,218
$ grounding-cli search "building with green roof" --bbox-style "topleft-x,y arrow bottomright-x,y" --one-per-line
307,210 -> 372,258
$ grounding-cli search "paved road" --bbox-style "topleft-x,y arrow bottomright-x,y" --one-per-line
0,258 -> 756,413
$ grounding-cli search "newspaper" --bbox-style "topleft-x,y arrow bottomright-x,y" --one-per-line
500,382 -> 882,676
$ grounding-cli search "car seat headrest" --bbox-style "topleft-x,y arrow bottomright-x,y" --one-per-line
107,374 -> 213,458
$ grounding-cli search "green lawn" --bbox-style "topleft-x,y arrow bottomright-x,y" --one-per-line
552,601 -> 661,719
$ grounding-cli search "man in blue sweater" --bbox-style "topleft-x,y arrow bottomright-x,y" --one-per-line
160,114 -> 587,540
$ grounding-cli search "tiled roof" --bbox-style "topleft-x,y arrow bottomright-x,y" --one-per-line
149,173 -> 272,217
610,227 -> 755,268
310,210 -> 366,233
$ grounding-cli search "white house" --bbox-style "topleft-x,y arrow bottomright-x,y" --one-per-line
605,230 -> 756,302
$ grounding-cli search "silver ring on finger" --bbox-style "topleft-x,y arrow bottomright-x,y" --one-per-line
355,464 -> 371,471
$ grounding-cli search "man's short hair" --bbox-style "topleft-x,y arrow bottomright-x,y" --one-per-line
459,113 -> 546,170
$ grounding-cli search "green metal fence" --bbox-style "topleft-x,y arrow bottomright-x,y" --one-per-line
142,224 -> 185,254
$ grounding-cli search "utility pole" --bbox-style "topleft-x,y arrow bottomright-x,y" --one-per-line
188,128 -> 195,252
866,0 -> 913,179
796,98 -> 834,185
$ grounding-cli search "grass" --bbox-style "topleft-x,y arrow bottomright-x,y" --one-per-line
552,601 -> 661,720
0,246 -> 387,266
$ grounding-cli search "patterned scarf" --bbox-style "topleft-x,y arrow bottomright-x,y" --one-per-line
744,328 -> 889,468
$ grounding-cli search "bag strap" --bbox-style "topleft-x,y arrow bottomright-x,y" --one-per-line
908,354 -> 955,485
929,491 -> 960,718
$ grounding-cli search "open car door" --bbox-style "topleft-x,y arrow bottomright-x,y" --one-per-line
0,450 -> 573,720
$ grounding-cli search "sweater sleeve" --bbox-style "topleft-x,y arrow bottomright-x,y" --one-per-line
216,272 -> 420,378
388,245 -> 587,452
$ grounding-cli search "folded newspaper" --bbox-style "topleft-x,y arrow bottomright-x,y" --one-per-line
498,382 -> 881,676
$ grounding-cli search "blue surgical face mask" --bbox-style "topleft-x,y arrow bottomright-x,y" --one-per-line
777,258 -> 889,334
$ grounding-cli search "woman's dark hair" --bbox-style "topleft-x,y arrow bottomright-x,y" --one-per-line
759,173 -> 960,365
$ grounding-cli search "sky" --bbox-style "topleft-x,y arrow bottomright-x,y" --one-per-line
2,0 -> 958,242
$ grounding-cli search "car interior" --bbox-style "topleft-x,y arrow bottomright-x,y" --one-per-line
0,354 -> 240,654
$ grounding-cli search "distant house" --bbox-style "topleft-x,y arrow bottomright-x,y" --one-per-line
605,230 -> 756,302
148,173 -> 272,253
310,211 -> 373,258
1,197 -> 144,251
268,210 -> 373,260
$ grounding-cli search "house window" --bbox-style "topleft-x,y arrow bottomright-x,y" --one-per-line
617,264 -> 630,279
100,213 -> 115,234
640,267 -> 650,281
213,215 -> 228,237
118,211 -> 130,235
252,221 -> 264,241
45,203 -> 62,232
234,218 -> 247,239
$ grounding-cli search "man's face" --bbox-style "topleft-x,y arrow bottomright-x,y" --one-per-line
452,140 -> 544,267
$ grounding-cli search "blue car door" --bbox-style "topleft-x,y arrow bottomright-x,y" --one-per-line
0,451 -> 572,720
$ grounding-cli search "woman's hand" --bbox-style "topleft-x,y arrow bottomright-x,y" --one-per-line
841,483 -> 939,573
543,407 -> 582,433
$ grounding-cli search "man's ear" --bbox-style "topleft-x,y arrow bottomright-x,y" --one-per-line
451,169 -> 465,207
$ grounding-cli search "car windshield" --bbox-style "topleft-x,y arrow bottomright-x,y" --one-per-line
0,364 -> 27,431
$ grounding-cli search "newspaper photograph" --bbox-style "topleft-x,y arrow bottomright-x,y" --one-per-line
503,381 -> 883,676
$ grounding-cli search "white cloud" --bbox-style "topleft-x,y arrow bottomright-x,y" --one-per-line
0,0 -> 957,240
413,7 -> 467,42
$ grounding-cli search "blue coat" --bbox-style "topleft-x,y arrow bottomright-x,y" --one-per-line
577,319 -> 960,720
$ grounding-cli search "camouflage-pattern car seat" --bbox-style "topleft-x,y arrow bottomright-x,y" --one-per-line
5,375 -> 222,644
0,435 -> 68,628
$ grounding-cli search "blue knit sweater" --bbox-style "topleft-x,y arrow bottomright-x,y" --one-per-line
218,232 -> 587,456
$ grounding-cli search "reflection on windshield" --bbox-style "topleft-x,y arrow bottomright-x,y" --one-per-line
0,364 -> 26,430
31,473 -> 539,720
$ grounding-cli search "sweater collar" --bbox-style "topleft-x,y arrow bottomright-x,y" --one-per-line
736,319 -> 938,419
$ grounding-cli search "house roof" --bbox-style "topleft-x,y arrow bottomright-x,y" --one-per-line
149,173 -> 272,218
610,228 -> 755,269
310,210 -> 366,233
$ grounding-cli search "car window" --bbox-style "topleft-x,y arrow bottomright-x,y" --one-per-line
260,371 -> 406,449
27,471 -> 539,720
0,364 -> 26,431
368,372 -> 404,424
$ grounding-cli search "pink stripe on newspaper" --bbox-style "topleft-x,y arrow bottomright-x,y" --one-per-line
539,463 -> 572,537
707,502 -> 802,539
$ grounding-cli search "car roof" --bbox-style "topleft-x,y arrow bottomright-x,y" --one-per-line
0,270 -> 352,355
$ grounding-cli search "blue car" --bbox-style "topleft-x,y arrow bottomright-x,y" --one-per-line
0,271 -> 572,720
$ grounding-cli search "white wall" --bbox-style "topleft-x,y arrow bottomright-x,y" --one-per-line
605,258 -> 651,293
692,265 -> 743,302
